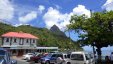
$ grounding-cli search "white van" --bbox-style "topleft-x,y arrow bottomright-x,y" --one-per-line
67,51 -> 95,64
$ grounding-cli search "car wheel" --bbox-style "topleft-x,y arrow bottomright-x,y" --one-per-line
35,60 -> 37,63
26,58 -> 30,62
67,62 -> 71,64
45,61 -> 50,64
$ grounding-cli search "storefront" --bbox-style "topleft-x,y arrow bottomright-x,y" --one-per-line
10,46 -> 37,56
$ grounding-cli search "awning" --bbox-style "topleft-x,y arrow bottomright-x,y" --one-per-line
10,46 -> 37,49
36,47 -> 58,49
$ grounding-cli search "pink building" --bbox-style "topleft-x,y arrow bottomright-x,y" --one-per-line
1,32 -> 38,56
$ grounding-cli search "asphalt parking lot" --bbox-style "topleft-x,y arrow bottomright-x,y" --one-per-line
17,59 -> 41,64
17,60 -> 28,64
11,56 -> 40,64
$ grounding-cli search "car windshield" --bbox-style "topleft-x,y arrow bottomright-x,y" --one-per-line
27,53 -> 34,55
45,54 -> 52,58
0,50 -> 5,56
71,54 -> 84,61
36,54 -> 39,56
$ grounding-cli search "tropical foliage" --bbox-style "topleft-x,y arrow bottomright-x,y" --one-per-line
67,11 -> 113,61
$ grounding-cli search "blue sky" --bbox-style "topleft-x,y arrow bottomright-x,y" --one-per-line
0,0 -> 110,28
0,0 -> 113,51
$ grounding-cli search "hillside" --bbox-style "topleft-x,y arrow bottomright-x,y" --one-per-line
0,22 -> 82,51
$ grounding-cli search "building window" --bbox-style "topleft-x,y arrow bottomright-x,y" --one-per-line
33,39 -> 35,43
19,38 -> 24,45
14,38 -> 17,43
6,38 -> 9,42
26,39 -> 29,43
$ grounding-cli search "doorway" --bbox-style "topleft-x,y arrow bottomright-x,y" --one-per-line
18,49 -> 24,56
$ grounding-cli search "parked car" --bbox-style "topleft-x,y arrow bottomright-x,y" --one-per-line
23,53 -> 35,60
67,51 -> 95,64
30,54 -> 43,63
40,53 -> 69,64
0,48 -> 17,64
56,53 -> 69,64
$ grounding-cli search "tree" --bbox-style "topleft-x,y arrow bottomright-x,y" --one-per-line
67,11 -> 113,63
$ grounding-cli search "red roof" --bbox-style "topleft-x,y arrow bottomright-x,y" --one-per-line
1,32 -> 38,39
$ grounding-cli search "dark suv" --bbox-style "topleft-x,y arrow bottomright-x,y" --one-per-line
40,53 -> 69,64
0,48 -> 17,64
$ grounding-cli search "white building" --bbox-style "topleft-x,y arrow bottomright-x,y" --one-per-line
1,32 -> 38,56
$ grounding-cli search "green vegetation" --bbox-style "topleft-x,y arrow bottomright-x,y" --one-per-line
0,21 -> 82,51
68,11 -> 113,62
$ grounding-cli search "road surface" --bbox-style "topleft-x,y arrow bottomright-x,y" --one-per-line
11,56 -> 40,64
17,60 -> 28,64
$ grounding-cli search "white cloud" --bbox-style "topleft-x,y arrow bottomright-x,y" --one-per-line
43,7 -> 70,31
102,0 -> 113,11
18,5 -> 45,24
43,5 -> 90,31
13,24 -> 23,27
19,11 -> 37,24
14,23 -> 30,27
38,5 -> 45,13
0,0 -> 14,20
72,5 -> 90,18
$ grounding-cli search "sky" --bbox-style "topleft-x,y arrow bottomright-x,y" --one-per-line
0,0 -> 113,52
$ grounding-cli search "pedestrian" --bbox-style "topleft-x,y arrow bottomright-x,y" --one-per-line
105,56 -> 111,64
110,52 -> 113,64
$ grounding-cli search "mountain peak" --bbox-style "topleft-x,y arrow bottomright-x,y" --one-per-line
50,25 -> 66,37
50,25 -> 60,32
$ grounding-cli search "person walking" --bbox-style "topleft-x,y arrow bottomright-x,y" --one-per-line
110,52 -> 113,64
105,56 -> 111,64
